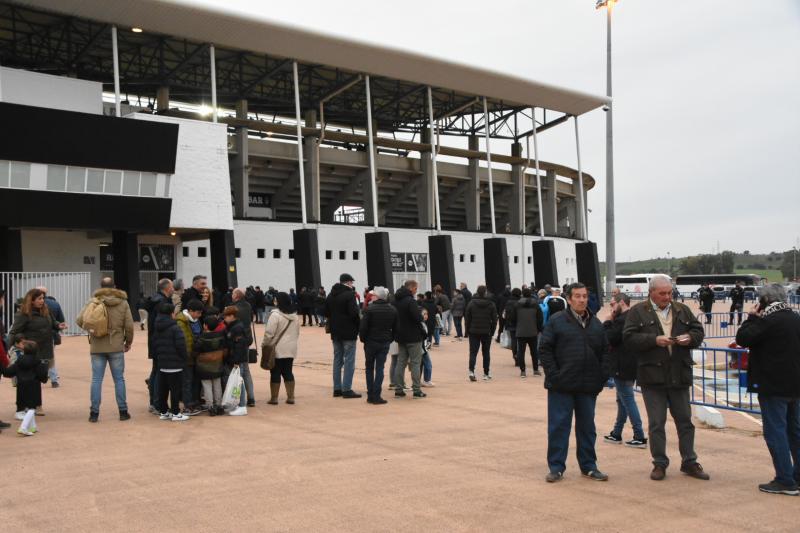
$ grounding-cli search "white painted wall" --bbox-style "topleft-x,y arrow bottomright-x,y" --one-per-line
180,221 -> 580,293
131,114 -> 234,231
0,66 -> 102,114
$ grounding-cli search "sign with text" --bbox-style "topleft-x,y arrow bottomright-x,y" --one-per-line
391,252 -> 428,273
139,244 -> 175,271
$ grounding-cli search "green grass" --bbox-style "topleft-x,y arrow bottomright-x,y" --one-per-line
734,269 -> 784,283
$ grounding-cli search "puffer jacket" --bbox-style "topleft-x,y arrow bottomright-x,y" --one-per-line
146,290 -> 170,358
325,284 -> 360,341
262,310 -> 300,359
359,299 -> 398,344
175,310 -> 201,364
9,309 -> 59,360
604,310 -> 636,380
76,288 -> 134,354
435,292 -> 451,312
465,296 -> 498,336
194,330 -> 226,379
152,314 -> 187,370
503,296 -> 520,330
225,319 -> 250,364
539,308 -> 609,394
622,300 -> 704,388
514,297 -> 543,338
451,294 -> 466,318
736,305 -> 800,397
393,287 -> 424,344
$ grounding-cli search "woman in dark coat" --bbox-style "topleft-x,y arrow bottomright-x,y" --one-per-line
9,288 -> 63,387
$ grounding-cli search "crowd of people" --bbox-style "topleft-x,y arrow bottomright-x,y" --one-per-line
0,271 -> 798,498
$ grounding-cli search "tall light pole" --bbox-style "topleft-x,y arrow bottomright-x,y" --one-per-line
596,0 -> 616,297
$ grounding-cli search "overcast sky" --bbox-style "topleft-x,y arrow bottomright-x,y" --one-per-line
213,0 -> 799,260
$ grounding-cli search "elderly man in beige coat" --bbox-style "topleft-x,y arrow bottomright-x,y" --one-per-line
77,277 -> 134,423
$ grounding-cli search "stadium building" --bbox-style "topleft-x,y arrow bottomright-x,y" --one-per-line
0,0 -> 609,317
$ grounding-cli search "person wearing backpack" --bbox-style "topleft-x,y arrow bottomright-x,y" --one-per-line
76,277 -> 134,423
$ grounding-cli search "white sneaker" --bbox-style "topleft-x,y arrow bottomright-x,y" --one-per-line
468,371 -> 477,382
159,412 -> 172,420
483,373 -> 492,381
228,406 -> 248,416
17,429 -> 34,436
171,413 -> 190,422
14,411 -> 25,420
422,381 -> 436,387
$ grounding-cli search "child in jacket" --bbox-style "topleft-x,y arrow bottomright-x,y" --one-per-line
3,340 -> 48,436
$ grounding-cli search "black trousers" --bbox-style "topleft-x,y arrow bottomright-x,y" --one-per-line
468,334 -> 492,374
517,336 -> 539,372
158,370 -> 183,415
302,308 -> 317,326
270,358 -> 294,384
729,302 -> 743,325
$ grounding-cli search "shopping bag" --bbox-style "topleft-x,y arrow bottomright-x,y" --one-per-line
221,366 -> 243,410
500,329 -> 512,349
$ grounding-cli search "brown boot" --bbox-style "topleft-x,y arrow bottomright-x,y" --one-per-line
268,383 -> 280,405
285,381 -> 295,404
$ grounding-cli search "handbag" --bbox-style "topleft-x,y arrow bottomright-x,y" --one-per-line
248,321 -> 258,364
260,315 -> 291,371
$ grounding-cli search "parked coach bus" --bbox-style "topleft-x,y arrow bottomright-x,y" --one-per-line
674,274 -> 764,299
615,274 -> 670,295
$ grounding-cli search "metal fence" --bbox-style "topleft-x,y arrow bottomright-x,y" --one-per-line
690,346 -> 759,414
696,311 -> 747,339
1,272 -> 92,336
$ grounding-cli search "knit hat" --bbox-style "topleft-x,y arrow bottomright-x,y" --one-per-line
373,286 -> 389,300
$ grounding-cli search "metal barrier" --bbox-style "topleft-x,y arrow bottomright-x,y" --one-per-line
690,346 -> 759,414
1,272 -> 92,336
696,311 -> 745,339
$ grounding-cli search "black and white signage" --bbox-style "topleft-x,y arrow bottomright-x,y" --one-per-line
248,192 -> 271,208
139,244 -> 175,271
391,252 -> 428,273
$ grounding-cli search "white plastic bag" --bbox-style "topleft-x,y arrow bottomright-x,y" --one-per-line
388,342 -> 399,356
221,366 -> 243,410
500,329 -> 512,349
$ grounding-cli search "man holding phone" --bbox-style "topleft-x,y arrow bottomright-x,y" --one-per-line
623,274 -> 707,482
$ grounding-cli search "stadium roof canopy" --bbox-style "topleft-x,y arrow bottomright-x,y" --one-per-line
2,0 -> 610,140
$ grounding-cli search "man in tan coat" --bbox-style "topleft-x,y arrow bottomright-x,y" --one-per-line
77,277 -> 134,423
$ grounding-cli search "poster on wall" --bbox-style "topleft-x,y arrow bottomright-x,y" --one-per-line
99,245 -> 114,270
391,252 -> 428,273
139,244 -> 175,271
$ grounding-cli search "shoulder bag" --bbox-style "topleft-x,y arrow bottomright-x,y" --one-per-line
260,315 -> 291,370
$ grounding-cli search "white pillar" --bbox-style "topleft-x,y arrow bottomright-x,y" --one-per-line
427,86 -> 442,233
482,97 -> 496,236
573,116 -> 588,241
111,26 -> 121,117
532,108 -> 545,239
365,76 -> 380,229
293,61 -> 308,227
209,44 -> 217,123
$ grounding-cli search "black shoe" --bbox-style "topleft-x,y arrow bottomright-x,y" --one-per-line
247,400 -> 256,407
395,389 -> 407,397
51,381 -> 60,388
373,398 -> 388,404
341,390 -> 362,399
209,407 -> 217,417
759,480 -> 799,496
89,411 -> 99,423
119,411 -> 131,421
413,391 -> 427,399
333,390 -> 343,397
582,470 -> 609,481
545,471 -> 563,483
0,420 -> 11,429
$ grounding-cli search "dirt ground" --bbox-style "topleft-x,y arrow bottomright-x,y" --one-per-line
1,299 -> 795,532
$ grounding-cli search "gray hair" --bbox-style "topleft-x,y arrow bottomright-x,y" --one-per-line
157,278 -> 173,291
758,283 -> 787,305
612,292 -> 631,306
648,275 -> 672,291
173,278 -> 184,291
372,286 -> 389,301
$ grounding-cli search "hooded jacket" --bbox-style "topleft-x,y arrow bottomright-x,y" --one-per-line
262,310 -> 300,359
325,283 -> 360,341
393,287 -> 424,344
152,314 -> 187,370
76,288 -> 134,354
175,310 -> 201,364
604,310 -> 636,380
9,309 -> 59,360
146,290 -> 171,358
514,297 -> 544,338
194,330 -> 227,379
465,296 -> 498,336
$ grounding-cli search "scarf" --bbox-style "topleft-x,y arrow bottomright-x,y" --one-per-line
762,301 -> 790,318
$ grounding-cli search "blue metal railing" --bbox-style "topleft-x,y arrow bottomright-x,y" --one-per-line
690,346 -> 759,414
696,312 -> 746,339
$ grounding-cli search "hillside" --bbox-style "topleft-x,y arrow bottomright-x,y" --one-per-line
601,251 -> 788,282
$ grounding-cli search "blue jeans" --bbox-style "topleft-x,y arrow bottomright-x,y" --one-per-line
453,316 -> 463,337
758,395 -> 800,487
611,378 -> 644,440
433,328 -> 441,346
547,390 -> 598,474
422,350 -> 432,382
364,341 -> 390,401
238,362 -> 254,407
332,339 -> 357,392
90,352 -> 127,413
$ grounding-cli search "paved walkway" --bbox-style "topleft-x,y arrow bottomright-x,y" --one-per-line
1,301 -> 794,532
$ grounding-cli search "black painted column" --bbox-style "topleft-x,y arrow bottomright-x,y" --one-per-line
112,230 -> 140,302
483,237 -> 510,295
0,227 -> 23,323
531,240 -> 559,289
428,234 -> 455,297
365,231 -> 393,293
210,229 -> 238,291
575,241 -> 602,299
293,228 -> 321,292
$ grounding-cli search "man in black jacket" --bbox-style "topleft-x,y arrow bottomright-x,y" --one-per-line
729,280 -> 745,326
325,274 -> 362,398
540,282 -> 609,483
736,284 -> 800,496
602,293 -> 646,448
513,287 -> 544,377
232,288 -> 255,406
503,288 -> 521,365
392,280 -> 426,399
146,278 -> 173,413
697,283 -> 715,324
359,286 -> 398,404
181,275 -> 207,311
465,285 -> 498,382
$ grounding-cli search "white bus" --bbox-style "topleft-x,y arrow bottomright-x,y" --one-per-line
614,274 -> 670,296
674,273 -> 764,299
